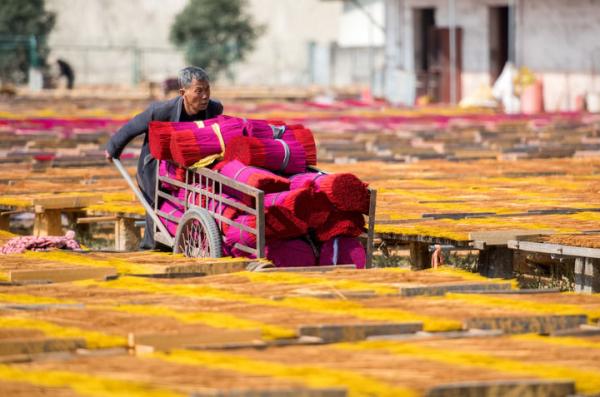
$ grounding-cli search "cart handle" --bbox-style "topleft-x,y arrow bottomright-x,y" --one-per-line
112,159 -> 174,246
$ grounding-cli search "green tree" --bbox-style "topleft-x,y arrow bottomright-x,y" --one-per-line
170,0 -> 263,80
0,0 -> 55,84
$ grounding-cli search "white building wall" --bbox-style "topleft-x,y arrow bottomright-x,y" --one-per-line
230,0 -> 342,85
45,0 -> 342,87
332,0 -> 386,94
338,0 -> 385,47
46,0 -> 188,85
518,0 -> 600,111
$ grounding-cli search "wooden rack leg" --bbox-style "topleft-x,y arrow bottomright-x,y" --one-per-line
68,211 -> 91,243
0,214 -> 9,231
575,257 -> 600,293
115,217 -> 141,251
410,242 -> 431,270
478,246 -> 514,278
33,209 -> 62,237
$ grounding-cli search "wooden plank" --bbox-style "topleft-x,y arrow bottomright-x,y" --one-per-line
76,216 -> 118,224
165,260 -> 250,275
460,288 -> 561,295
508,239 -> 600,259
424,212 -> 496,220
397,282 -> 512,297
465,314 -> 587,334
471,230 -> 552,249
425,379 -> 575,397
370,329 -> 504,342
144,260 -> 252,276
130,329 -> 263,352
298,322 -> 423,343
291,288 -> 376,299
551,326 -> 600,337
266,335 -> 324,347
0,337 -> 86,356
0,303 -> 85,311
191,388 -> 347,397
377,232 -> 469,247
9,267 -> 117,283
0,354 -> 34,364
33,195 -> 101,210
33,209 -> 62,237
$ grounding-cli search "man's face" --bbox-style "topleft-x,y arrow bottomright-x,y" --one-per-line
180,79 -> 210,114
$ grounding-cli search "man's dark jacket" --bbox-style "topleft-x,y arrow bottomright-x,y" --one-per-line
106,96 -> 223,248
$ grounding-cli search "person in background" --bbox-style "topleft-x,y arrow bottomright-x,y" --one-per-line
105,66 -> 223,249
56,59 -> 75,89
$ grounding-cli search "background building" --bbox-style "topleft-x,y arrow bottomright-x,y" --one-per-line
45,0 -> 343,87
44,0 -> 600,111
383,0 -> 600,110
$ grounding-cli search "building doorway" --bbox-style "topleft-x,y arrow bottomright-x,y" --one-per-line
413,8 -> 436,100
434,27 -> 463,103
489,6 -> 509,82
414,8 -> 462,103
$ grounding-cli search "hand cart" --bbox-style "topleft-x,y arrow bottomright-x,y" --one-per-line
113,159 -> 377,267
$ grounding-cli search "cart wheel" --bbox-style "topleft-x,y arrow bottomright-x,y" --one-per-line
173,208 -> 222,258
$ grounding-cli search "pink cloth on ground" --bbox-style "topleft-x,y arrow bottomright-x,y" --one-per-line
0,231 -> 81,255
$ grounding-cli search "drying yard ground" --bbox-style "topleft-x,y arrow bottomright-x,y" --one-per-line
1,97 -> 600,395
0,260 -> 600,396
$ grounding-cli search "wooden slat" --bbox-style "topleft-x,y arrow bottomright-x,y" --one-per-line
291,288 -> 376,299
425,379 -> 575,397
509,239 -> 600,259
33,195 -> 101,210
460,288 -> 561,295
465,314 -> 587,334
470,230 -> 552,249
144,260 -> 252,276
298,322 -> 423,343
397,282 -> 513,297
0,303 -> 85,311
130,329 -> 263,352
192,389 -> 347,397
9,267 -> 117,283
76,216 -> 118,224
266,335 -> 324,347
370,329 -> 504,342
0,337 -> 85,356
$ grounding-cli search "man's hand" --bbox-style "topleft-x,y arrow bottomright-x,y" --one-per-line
104,150 -> 114,163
